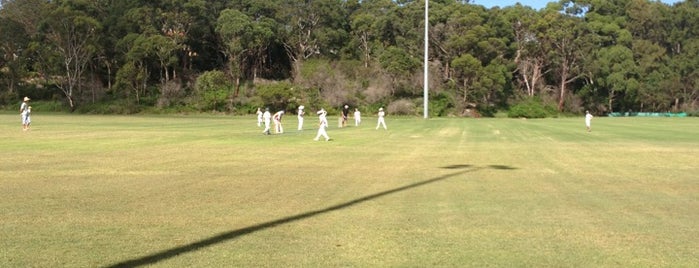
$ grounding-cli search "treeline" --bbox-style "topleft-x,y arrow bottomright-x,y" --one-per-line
0,0 -> 698,117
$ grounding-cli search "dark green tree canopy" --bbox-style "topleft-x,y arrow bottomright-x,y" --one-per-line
0,0 -> 697,116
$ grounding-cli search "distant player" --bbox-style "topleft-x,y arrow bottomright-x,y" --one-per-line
256,107 -> 263,127
376,107 -> 387,130
262,108 -> 271,135
585,110 -> 593,132
341,104 -> 350,127
297,105 -> 305,131
273,110 -> 285,134
354,108 -> 361,126
20,97 -> 31,131
314,108 -> 330,141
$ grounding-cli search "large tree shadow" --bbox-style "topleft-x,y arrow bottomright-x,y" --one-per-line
106,164 -> 516,267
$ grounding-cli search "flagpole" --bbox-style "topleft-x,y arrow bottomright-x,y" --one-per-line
423,0 -> 429,119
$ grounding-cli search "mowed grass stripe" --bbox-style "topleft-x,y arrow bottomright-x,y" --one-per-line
0,114 -> 697,267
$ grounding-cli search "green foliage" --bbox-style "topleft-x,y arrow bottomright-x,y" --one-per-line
256,82 -> 295,112
195,70 -> 232,112
379,46 -> 420,78
74,99 -> 142,114
0,0 -> 698,114
508,97 -> 558,118
428,92 -> 456,117
37,100 -> 69,112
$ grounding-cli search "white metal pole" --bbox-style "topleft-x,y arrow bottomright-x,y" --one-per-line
423,0 -> 429,119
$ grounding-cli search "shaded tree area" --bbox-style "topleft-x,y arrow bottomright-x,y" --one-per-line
0,0 -> 697,116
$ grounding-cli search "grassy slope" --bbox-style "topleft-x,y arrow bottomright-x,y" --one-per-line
0,114 -> 697,267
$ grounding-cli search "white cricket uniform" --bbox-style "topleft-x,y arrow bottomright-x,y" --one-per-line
314,112 -> 330,141
257,110 -> 263,127
376,110 -> 387,130
298,108 -> 304,131
20,102 -> 31,125
262,111 -> 271,134
273,111 -> 284,133
354,110 -> 361,126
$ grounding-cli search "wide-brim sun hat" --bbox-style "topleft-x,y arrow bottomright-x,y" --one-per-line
299,105 -> 304,109
24,97 -> 30,101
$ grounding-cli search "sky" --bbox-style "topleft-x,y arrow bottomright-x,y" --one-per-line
474,0 -> 683,10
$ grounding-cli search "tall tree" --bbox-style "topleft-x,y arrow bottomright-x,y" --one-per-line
0,17 -> 28,95
540,1 -> 587,111
278,0 -> 349,78
506,4 -> 546,97
39,3 -> 101,110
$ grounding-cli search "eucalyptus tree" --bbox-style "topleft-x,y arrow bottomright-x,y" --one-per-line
0,0 -> 51,100
0,17 -> 28,95
577,0 -> 642,112
504,4 -> 546,97
216,8 -> 276,96
0,0 -> 48,38
539,1 -> 588,111
38,2 -> 101,110
277,0 -> 349,77
115,33 -> 151,104
432,2 -> 509,112
667,1 -> 699,110
348,0 -> 396,68
379,46 -> 421,96
672,38 -> 699,110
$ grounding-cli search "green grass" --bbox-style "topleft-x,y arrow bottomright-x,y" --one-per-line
1,114 -> 697,267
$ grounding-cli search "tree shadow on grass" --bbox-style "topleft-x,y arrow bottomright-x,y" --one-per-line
106,164 -> 515,268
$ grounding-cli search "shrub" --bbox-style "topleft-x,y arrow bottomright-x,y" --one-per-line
256,82 -> 295,112
387,99 -> 416,115
195,71 -> 232,112
508,97 -> 557,118
428,92 -> 455,117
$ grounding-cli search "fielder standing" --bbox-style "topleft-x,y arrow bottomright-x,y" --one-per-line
314,108 -> 330,141
585,110 -> 593,132
20,97 -> 31,131
262,108 -> 271,135
376,107 -> 387,130
297,105 -> 305,131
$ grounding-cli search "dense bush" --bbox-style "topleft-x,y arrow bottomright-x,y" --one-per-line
387,99 -> 416,115
428,92 -> 455,117
194,71 -> 232,112
508,97 -> 558,118
256,82 -> 296,112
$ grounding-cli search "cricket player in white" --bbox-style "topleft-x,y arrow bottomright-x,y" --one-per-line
297,105 -> 305,131
585,110 -> 593,132
20,97 -> 31,131
376,107 -> 387,130
256,107 -> 263,127
354,108 -> 361,126
314,109 -> 330,141
273,110 -> 285,133
262,108 -> 271,135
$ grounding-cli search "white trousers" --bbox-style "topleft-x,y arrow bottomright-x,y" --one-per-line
274,120 -> 283,133
314,127 -> 329,141
376,118 -> 387,129
263,120 -> 271,134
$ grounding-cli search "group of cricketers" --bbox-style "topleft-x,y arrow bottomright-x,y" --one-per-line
256,105 -> 387,141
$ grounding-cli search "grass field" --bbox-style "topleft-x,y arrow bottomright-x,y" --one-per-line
1,113 -> 697,267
